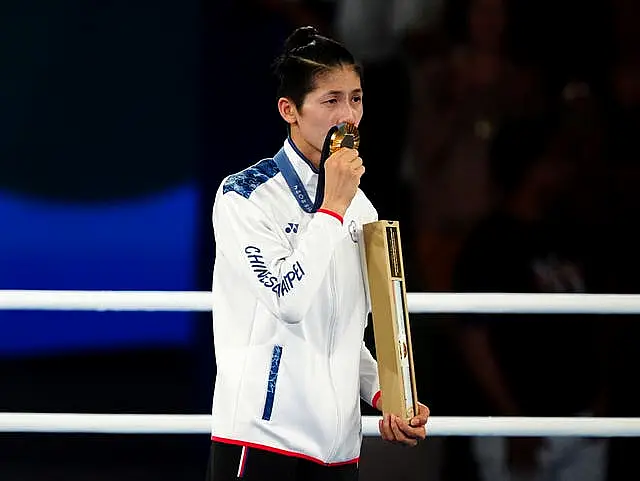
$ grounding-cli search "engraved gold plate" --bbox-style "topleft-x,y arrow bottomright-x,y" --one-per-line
362,220 -> 419,420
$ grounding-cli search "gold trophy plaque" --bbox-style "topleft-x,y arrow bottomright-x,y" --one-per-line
363,220 -> 418,420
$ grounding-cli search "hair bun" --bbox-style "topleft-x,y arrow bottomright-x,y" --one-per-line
283,26 -> 318,54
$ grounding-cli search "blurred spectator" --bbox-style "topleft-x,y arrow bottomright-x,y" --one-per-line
404,0 -> 546,291
451,114 -> 611,481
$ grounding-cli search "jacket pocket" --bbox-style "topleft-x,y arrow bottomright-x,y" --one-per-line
262,345 -> 283,421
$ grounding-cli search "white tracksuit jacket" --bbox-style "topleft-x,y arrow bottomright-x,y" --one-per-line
210,137 -> 381,465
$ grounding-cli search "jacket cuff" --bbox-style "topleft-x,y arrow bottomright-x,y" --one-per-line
316,208 -> 344,225
372,391 -> 382,411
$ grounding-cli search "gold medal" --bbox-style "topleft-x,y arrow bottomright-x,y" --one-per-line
328,122 -> 360,155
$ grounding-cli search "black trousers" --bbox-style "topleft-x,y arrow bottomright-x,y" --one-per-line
205,441 -> 359,481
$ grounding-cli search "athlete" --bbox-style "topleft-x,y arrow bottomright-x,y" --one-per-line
207,25 -> 429,481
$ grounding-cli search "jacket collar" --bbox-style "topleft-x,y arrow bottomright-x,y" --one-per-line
283,137 -> 318,201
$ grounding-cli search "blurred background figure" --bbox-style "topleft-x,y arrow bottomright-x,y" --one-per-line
451,113 -> 611,481
403,0 -> 546,293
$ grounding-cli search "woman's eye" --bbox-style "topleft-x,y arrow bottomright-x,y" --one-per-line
325,99 -> 338,104
352,96 -> 362,103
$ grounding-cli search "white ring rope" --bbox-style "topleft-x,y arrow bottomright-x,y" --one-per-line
2,290 -> 638,438
2,290 -> 640,314
0,413 -> 638,437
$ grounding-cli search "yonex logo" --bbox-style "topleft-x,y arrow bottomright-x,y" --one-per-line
285,223 -> 299,234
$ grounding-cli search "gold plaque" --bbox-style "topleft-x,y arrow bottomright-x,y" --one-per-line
329,122 -> 360,154
363,220 -> 418,420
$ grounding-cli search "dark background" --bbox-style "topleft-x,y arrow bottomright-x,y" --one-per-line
1,0 -> 639,480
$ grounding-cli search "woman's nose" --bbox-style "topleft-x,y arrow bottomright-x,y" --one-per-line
338,104 -> 358,125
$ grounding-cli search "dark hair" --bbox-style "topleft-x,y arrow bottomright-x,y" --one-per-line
272,26 -> 362,109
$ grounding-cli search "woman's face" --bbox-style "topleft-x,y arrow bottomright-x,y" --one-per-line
285,65 -> 363,166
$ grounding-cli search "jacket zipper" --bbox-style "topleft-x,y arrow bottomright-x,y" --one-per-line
326,256 -> 342,461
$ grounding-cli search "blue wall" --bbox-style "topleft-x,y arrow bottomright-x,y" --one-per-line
0,0 -> 201,356
0,0 -> 295,357
0,186 -> 198,355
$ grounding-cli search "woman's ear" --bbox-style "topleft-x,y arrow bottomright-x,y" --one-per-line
277,97 -> 298,126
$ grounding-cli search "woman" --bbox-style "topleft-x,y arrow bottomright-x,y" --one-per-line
207,26 -> 429,480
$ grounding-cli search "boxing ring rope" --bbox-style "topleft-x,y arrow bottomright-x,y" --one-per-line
1,413 -> 640,437
2,289 -> 640,438
3,290 -> 640,314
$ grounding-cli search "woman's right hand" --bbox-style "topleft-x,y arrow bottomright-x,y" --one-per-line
320,148 -> 364,217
